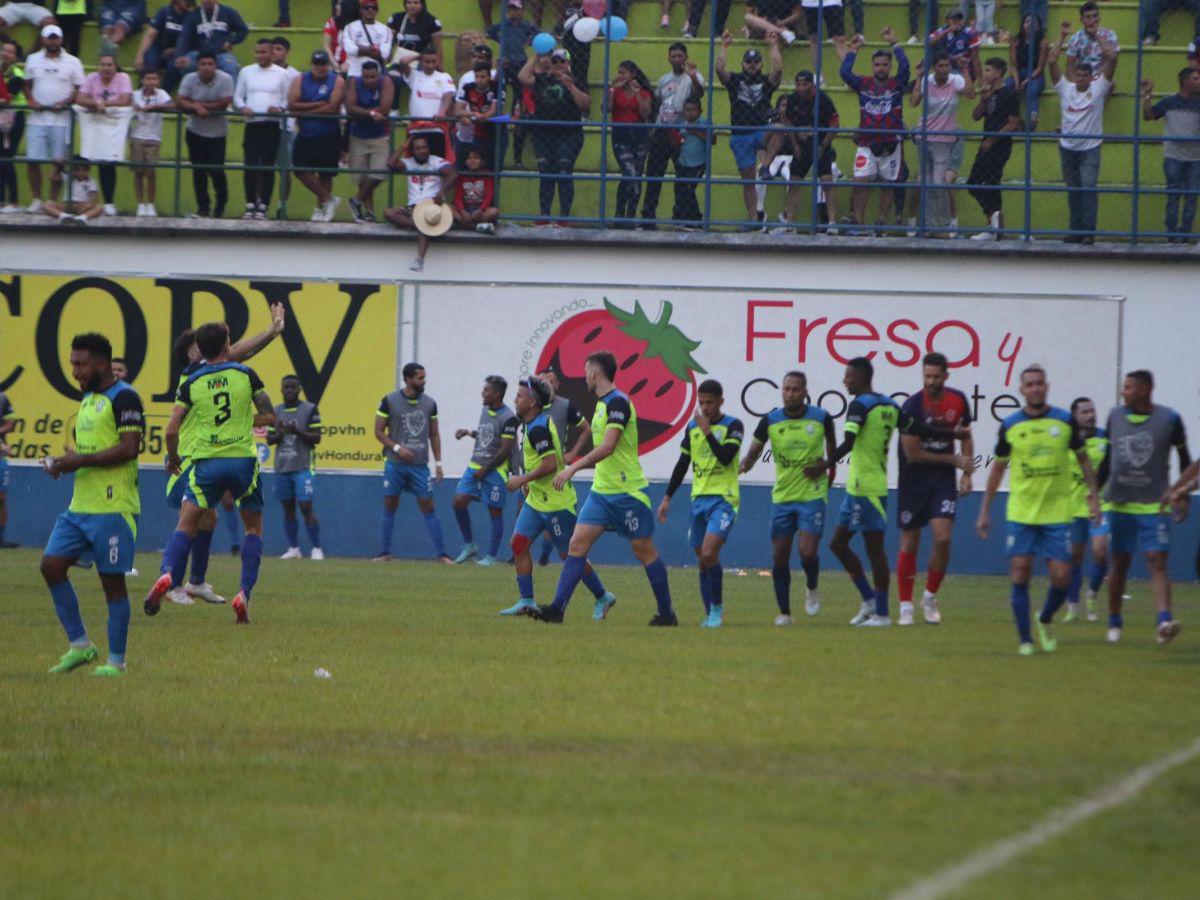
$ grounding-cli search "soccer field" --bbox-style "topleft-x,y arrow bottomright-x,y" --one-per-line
2,548 -> 1198,898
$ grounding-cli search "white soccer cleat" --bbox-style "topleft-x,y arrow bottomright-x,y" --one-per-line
1107,627 -> 1122,643
184,582 -> 226,605
922,596 -> 942,624
774,614 -> 793,626
859,615 -> 892,627
898,601 -> 915,626
849,601 -> 873,626
804,589 -> 821,617
1157,620 -> 1181,645
311,547 -> 325,560
167,587 -> 193,605
280,547 -> 303,560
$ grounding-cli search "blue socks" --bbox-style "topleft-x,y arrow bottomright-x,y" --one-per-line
240,534 -> 263,600
283,516 -> 300,548
699,568 -> 712,614
1067,564 -> 1083,603
1040,584 -> 1068,624
1011,582 -> 1032,643
709,564 -> 723,608
644,558 -> 673,617
801,555 -> 820,590
106,596 -> 130,666
1157,609 -> 1174,625
223,508 -> 241,547
422,511 -> 446,557
551,554 -> 587,612
305,520 -> 321,549
161,530 -> 193,587
516,572 -> 534,600
1089,561 -> 1108,593
380,509 -> 396,555
488,514 -> 504,557
772,563 -> 791,615
873,587 -> 889,618
1109,612 -> 1123,629
580,568 -> 606,599
454,507 -> 473,543
50,580 -> 87,643
852,574 -> 874,604
189,527 -> 213,585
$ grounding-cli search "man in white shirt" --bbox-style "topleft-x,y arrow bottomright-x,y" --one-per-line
400,46 -> 455,158
234,37 -> 290,218
1049,20 -> 1117,244
384,133 -> 456,272
342,0 -> 392,78
22,25 -> 85,213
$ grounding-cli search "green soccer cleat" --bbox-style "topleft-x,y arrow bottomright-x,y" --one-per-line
1036,620 -> 1058,653
453,543 -> 478,564
592,591 -> 617,621
48,645 -> 99,674
1018,642 -> 1036,656
1064,603 -> 1079,623
92,664 -> 126,677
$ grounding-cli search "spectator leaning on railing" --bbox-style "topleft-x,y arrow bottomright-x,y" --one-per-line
518,47 -> 589,224
288,49 -> 345,222
1142,67 -> 1200,243
135,0 -> 195,93
175,49 -> 233,218
175,0 -> 248,81
641,41 -> 704,228
23,24 -> 83,214
234,37 -> 289,220
129,66 -> 172,216
74,51 -> 132,215
346,58 -> 394,223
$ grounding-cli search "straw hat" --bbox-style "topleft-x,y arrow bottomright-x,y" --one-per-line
412,199 -> 454,237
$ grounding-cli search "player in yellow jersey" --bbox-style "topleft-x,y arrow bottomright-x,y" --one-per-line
527,351 -> 677,626
1065,397 -> 1111,622
40,333 -> 145,676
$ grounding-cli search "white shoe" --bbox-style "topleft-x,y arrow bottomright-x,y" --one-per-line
26,199 -> 43,213
144,204 -> 158,217
1157,620 -> 1181,645
475,222 -> 494,234
905,217 -> 917,237
981,35 -> 995,46
103,203 -> 117,216
126,568 -> 139,577
280,546 -> 303,560
136,203 -> 146,216
409,256 -> 424,272
322,196 -> 341,221
906,34 -> 919,45
859,615 -> 892,627
970,230 -> 997,241
310,206 -> 325,221
947,217 -> 959,238
922,595 -> 942,624
804,588 -> 821,617
779,29 -> 796,44
311,547 -> 325,560
1107,627 -> 1122,643
898,602 -> 914,626
184,582 -> 226,605
849,601 -> 873,625
0,203 -> 18,214
774,614 -> 793,626
167,587 -> 193,605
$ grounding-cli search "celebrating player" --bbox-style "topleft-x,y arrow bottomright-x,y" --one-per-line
535,366 -> 589,567
501,376 -> 615,617
145,323 -> 277,624
976,365 -> 1101,656
0,386 -> 15,549
657,379 -> 744,628
373,362 -> 451,563
895,352 -> 975,626
807,357 -> 967,628
739,371 -> 836,625
1066,397 -> 1110,622
528,350 -> 678,626
39,333 -> 144,676
1107,371 -> 1190,644
268,374 -> 324,560
451,375 -> 519,566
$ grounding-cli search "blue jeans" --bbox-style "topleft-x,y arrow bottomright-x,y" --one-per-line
1059,145 -> 1101,237
611,126 -> 649,222
1141,0 -> 1200,41
1163,157 -> 1200,237
179,50 -> 240,81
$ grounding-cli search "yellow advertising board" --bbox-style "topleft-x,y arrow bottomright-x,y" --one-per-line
0,275 -> 397,471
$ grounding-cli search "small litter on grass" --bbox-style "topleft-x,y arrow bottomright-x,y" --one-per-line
313,668 -> 333,680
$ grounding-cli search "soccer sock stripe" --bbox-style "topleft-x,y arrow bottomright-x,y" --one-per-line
551,554 -> 587,612
1040,584 -> 1068,623
772,563 -> 791,615
189,527 -> 213,585
305,520 -> 321,548
283,516 -> 300,548
1011,582 -> 1032,643
709,564 -> 723,608
516,572 -> 534,601
422,511 -> 446,557
488,514 -> 504,558
161,530 -> 193,587
580,568 -> 606,600
106,596 -> 130,666
801,555 -> 819,591
644,558 -> 673,617
454,507 -> 473,543
380,509 -> 396,555
896,551 -> 917,603
49,580 -> 87,644
240,534 -> 263,601
1066,564 -> 1083,603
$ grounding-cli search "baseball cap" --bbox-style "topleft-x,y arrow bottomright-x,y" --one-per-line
311,50 -> 331,65
743,48 -> 762,62
947,9 -> 965,19
550,48 -> 570,61
507,0 -> 523,7
41,24 -> 63,38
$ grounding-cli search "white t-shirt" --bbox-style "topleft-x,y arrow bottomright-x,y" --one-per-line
403,68 -> 455,119
233,63 -> 291,123
25,49 -> 85,127
67,176 -> 98,204
131,87 -> 172,141
1056,75 -> 1112,151
802,0 -> 842,7
400,154 -> 447,204
342,20 -> 394,77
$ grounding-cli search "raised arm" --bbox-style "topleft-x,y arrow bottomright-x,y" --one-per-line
228,303 -> 286,362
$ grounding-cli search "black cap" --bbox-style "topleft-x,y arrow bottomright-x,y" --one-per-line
743,48 -> 762,62
311,50 -> 331,65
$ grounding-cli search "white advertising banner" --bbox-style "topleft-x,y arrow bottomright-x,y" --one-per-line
416,285 -> 1123,484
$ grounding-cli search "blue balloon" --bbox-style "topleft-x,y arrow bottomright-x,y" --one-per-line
599,16 -> 628,41
532,31 -> 556,55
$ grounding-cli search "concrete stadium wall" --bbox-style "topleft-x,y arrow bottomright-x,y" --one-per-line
2,227 -> 1198,580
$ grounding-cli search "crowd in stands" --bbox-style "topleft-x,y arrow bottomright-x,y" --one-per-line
0,0 -> 1198,246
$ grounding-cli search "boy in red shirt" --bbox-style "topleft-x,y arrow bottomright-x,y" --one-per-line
453,146 -> 499,232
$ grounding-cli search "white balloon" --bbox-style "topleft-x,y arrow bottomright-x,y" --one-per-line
573,17 -> 602,43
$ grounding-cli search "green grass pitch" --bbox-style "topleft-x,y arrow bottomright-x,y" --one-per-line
2,546 -> 1200,897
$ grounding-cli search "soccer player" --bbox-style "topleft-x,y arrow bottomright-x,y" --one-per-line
39,332 -> 144,676
975,365 -> 1101,656
144,322 -> 277,624
1106,370 -> 1190,644
739,371 -> 835,626
807,357 -> 967,627
657,380 -> 744,628
1066,397 -> 1110,622
164,306 -> 285,605
501,376 -> 615,617
895,352 -> 975,626
373,362 -> 451,563
451,375 -> 518,566
268,374 -> 324,560
535,366 -> 589,566
0,386 -> 15,549
528,350 -> 677,626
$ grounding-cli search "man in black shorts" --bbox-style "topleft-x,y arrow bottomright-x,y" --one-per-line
802,0 -> 848,68
287,50 -> 346,221
761,70 -> 840,228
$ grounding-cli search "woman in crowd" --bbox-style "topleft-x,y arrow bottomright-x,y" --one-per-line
389,0 -> 444,70
1008,14 -> 1048,129
73,51 -> 132,215
607,60 -> 653,227
518,48 -> 589,223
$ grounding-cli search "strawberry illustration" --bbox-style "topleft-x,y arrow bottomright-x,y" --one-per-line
536,299 -> 706,454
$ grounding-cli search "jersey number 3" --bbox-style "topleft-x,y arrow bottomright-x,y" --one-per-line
213,391 -> 232,426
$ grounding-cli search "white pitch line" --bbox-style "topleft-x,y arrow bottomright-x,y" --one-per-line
892,736 -> 1200,900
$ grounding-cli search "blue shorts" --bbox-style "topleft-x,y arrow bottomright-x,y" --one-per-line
837,494 -> 887,533
1006,521 -> 1072,562
577,490 -> 655,540
184,457 -> 263,511
730,130 -> 767,171
689,496 -> 736,548
0,457 -> 8,493
44,510 -> 138,574
455,467 -> 507,510
276,470 -> 315,502
1090,510 -> 1111,539
383,460 -> 431,498
770,499 -> 826,538
898,477 -> 957,529
99,1 -> 146,31
1069,516 -> 1090,546
165,459 -> 194,510
1110,511 -> 1170,555
514,503 -> 576,555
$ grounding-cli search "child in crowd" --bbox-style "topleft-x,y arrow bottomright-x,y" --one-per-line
452,146 -> 499,232
130,69 -> 174,217
42,156 -> 103,224
673,96 -> 713,228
